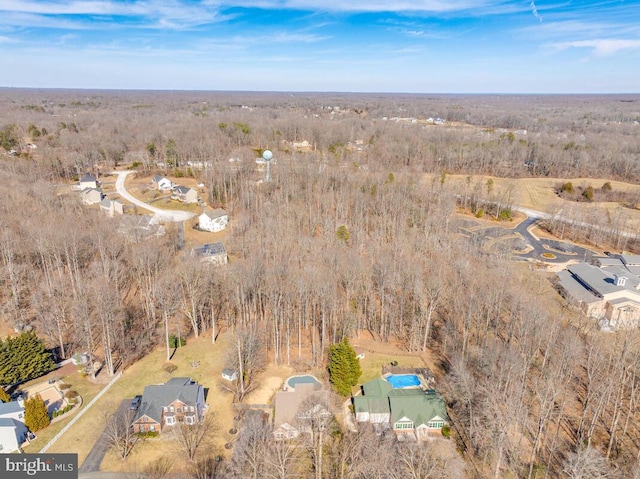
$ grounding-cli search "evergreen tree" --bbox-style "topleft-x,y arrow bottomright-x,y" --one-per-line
0,332 -> 55,385
328,338 -> 362,396
24,394 -> 51,431
0,387 -> 9,403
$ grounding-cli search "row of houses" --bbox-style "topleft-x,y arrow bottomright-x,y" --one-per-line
76,174 -> 125,218
273,372 -> 448,442
150,176 -> 198,204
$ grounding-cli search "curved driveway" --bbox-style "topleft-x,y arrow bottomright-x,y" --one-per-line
112,171 -> 195,222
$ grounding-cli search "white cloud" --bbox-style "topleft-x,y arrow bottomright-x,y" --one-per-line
1,0 -> 506,16
0,1 -> 228,30
554,38 -> 640,56
225,0 -> 504,13
0,35 -> 16,43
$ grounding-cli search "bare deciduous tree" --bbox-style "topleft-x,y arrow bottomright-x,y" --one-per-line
171,415 -> 219,462
221,328 -> 266,402
104,407 -> 142,461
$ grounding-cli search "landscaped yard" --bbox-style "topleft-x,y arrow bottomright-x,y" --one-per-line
21,368 -> 104,453
357,351 -> 427,384
41,331 -> 298,474
46,333 -> 230,463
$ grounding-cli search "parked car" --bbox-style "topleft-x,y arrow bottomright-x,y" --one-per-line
130,395 -> 142,410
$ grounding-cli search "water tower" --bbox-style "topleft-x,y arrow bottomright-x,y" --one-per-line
262,149 -> 273,182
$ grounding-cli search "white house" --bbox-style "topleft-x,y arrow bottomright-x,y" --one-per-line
100,198 -> 124,217
151,175 -> 173,191
79,173 -> 98,190
0,400 -> 27,453
199,209 -> 228,232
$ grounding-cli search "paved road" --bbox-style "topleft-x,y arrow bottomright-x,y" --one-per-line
512,216 -> 596,263
112,170 -> 195,222
461,215 -> 599,264
79,400 -> 130,474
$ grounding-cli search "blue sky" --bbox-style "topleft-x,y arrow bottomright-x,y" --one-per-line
0,1 -> 638,93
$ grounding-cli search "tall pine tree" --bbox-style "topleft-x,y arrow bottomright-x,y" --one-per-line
328,338 -> 362,396
0,332 -> 55,385
24,394 -> 51,432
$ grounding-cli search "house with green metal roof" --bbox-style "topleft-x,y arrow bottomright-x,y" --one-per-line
353,377 -> 448,439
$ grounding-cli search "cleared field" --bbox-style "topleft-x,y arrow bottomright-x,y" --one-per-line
436,174 -> 640,231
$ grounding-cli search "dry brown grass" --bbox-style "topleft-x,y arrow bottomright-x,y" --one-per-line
42,332 -> 298,472
437,174 -> 640,231
46,334 -> 231,463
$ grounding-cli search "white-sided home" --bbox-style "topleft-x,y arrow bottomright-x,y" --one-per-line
79,173 -> 98,190
151,175 -> 173,191
0,400 -> 28,453
199,208 -> 228,232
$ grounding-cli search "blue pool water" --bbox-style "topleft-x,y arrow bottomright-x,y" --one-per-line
386,374 -> 421,389
287,375 -> 320,389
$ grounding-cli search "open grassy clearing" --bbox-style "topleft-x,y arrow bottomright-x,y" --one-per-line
434,174 -> 640,231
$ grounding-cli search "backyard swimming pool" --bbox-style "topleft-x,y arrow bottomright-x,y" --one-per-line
386,374 -> 421,389
287,375 -> 320,389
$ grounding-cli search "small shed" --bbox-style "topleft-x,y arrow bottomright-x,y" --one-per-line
222,369 -> 238,381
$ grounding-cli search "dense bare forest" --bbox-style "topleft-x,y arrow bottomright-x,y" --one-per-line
1,89 -> 640,478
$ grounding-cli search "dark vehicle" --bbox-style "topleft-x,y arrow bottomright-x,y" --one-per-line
130,395 -> 142,410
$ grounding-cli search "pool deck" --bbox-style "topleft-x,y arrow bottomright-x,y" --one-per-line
284,374 -> 321,391
383,373 -> 427,390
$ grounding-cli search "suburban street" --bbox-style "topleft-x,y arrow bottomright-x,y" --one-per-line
112,170 -> 195,222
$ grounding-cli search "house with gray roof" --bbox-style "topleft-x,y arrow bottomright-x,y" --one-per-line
192,243 -> 228,265
273,379 -> 330,440
151,175 -> 173,191
79,173 -> 98,190
172,185 -> 198,204
0,400 -> 28,453
80,187 -> 103,205
132,377 -> 205,434
353,377 -> 448,440
100,198 -> 124,217
556,260 -> 640,330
